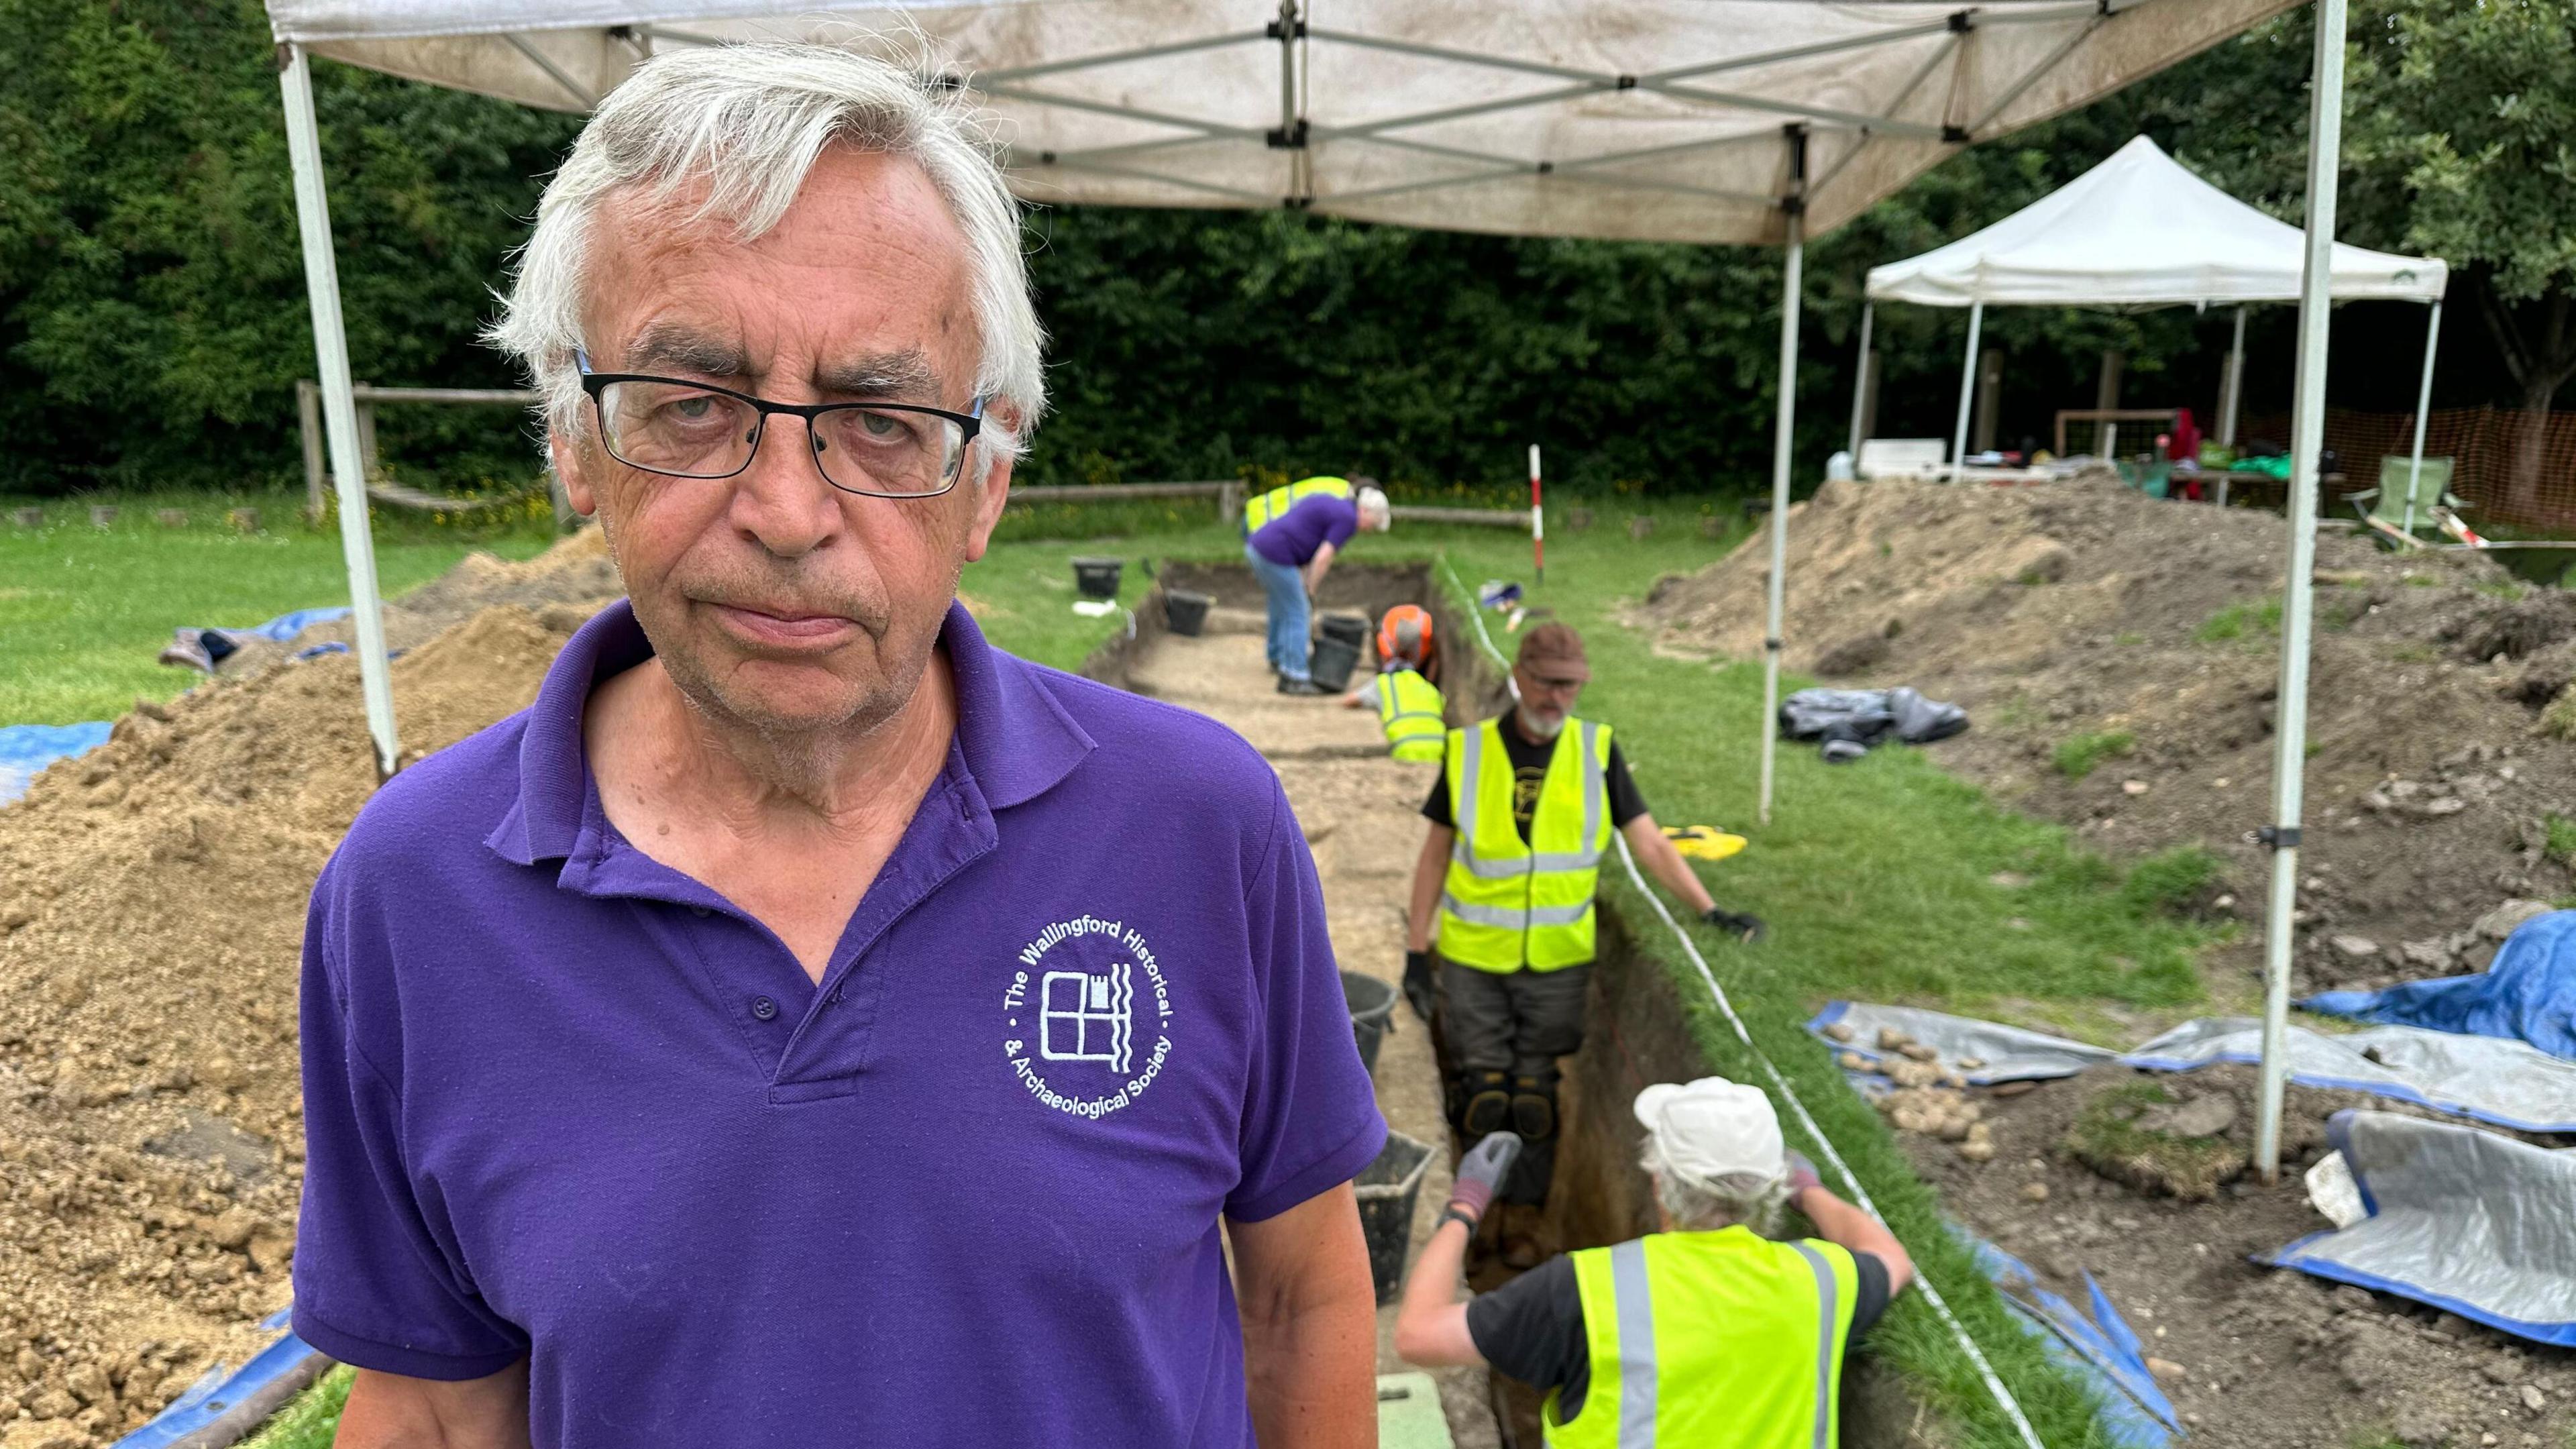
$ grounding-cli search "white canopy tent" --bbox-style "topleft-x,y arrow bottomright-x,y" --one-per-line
1851,133 -> 2447,500
265,0 -> 2297,791
262,0 -> 2337,1195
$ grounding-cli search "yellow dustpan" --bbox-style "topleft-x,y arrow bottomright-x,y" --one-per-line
1662,824 -> 1747,861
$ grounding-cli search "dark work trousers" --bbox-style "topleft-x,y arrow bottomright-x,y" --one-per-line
1436,958 -> 1591,1205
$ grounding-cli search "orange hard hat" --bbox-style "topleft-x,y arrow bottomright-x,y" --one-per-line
1378,605 -> 1434,666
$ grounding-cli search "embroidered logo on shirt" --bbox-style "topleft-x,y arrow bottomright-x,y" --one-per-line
1040,964 -> 1132,1073
1004,915 -> 1173,1120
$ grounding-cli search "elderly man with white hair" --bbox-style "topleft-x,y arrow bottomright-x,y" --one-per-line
1393,1079 -> 1913,1448
292,44 -> 1386,1449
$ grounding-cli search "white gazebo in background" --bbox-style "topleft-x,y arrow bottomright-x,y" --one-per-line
265,0 -> 2345,1234
1853,134 -> 2447,489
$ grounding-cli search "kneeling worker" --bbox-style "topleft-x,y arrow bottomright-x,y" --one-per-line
1394,1079 -> 1914,1447
1242,474 -> 1391,694
1405,622 -> 1764,1249
1342,604 -> 1445,761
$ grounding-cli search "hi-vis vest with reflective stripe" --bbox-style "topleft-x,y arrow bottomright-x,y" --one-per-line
1242,476 -> 1352,533
1544,1228 -> 1860,1449
1376,669 -> 1447,762
1436,717 -> 1610,972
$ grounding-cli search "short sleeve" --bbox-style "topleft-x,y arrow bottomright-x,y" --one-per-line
1844,1250 -> 1893,1346
1466,1256 -> 1589,1399
292,859 -> 529,1380
1322,505 -> 1360,551
1419,741 -> 1455,827
1604,743 -> 1649,828
1225,783 -> 1388,1221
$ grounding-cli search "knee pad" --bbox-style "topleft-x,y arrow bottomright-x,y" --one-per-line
1460,1071 -> 1511,1137
1509,1073 -> 1558,1142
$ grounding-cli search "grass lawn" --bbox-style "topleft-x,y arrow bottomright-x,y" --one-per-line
1,488 -> 554,727
62,501 -> 2192,1447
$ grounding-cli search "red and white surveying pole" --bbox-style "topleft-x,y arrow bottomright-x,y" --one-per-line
1529,443 -> 1545,584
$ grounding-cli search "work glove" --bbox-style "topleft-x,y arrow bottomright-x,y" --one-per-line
1403,949 -> 1436,1024
1784,1150 -> 1823,1199
1444,1131 -> 1523,1229
1701,907 -> 1768,943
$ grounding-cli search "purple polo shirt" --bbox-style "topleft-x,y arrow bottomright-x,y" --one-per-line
292,598 -> 1385,1448
1247,494 -> 1360,567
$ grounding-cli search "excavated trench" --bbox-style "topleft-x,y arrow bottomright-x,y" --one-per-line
1085,562 -> 1926,1448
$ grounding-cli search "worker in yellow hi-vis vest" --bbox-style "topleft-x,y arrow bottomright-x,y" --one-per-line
1242,475 -> 1391,694
1393,1080 -> 1914,1448
1405,623 -> 1764,1265
1342,604 -> 1446,763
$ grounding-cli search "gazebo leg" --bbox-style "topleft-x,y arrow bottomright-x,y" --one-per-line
2402,299 -> 2443,535
280,43 -> 402,778
1758,128 -> 1807,828
1950,300 -> 1982,477
2255,0 -> 2350,1185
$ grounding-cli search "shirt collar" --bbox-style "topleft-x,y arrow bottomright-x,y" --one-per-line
487,596 -> 1093,867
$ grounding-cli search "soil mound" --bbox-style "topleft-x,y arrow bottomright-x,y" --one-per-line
0,531 -> 615,1446
1639,478 -> 2576,996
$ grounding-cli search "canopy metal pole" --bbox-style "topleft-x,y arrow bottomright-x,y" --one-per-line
1847,301 -> 1874,457
2402,299 -> 2443,535
2255,0 -> 2348,1184
2219,306 -> 2249,447
1757,126 -> 1807,827
1950,299 -> 1984,476
280,44 -> 400,779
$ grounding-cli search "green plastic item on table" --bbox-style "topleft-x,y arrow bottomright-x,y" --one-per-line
1377,1371 -> 1457,1449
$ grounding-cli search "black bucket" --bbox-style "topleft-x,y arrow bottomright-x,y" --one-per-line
1318,612 -> 1371,647
1164,589 -> 1214,637
1071,556 -> 1124,600
1342,971 -> 1397,1077
1355,1132 -> 1434,1304
1307,635 -> 1362,692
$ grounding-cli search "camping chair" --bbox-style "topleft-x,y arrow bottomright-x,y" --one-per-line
2349,455 -> 2461,545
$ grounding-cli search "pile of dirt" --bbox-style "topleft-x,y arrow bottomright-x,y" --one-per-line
1914,1065 -> 2576,1449
0,532 -> 616,1448
200,527 -> 621,688
1638,476 -> 2576,1000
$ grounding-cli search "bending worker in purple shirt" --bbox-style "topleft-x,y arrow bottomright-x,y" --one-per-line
293,44 -> 1385,1449
1243,475 -> 1392,694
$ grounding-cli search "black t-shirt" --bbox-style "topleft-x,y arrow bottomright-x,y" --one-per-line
1464,1247 -> 1892,1421
1420,712 -> 1648,840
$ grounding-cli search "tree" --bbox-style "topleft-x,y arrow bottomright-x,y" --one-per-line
2344,0 -> 2576,513
0,0 -> 577,496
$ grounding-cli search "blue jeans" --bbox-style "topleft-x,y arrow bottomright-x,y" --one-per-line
1245,542 -> 1310,680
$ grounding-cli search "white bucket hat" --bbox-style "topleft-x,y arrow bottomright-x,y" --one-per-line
1633,1075 -> 1785,1188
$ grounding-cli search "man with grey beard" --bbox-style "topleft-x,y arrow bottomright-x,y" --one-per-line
1404,623 -> 1764,1264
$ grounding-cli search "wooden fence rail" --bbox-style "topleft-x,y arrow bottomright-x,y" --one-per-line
297,379 -> 543,520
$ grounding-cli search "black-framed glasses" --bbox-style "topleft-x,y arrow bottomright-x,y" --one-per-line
575,349 -> 985,499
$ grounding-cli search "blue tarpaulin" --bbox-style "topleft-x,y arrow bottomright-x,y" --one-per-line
2265,1112 -> 2576,1348
1967,1236 -> 2178,1448
235,605 -> 350,642
0,720 -> 113,805
2307,909 -> 2576,1061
